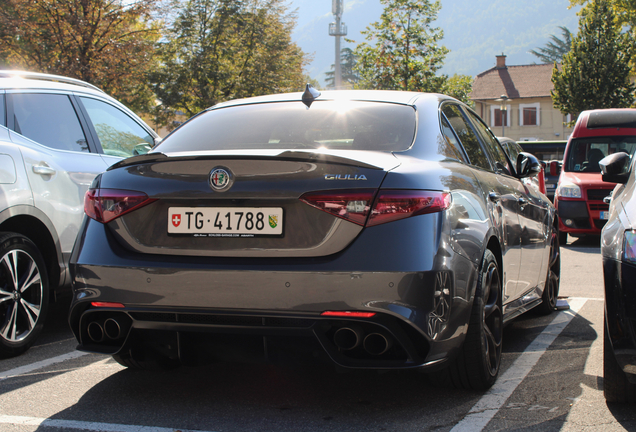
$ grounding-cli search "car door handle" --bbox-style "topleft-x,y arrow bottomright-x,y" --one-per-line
32,164 -> 56,176
488,192 -> 500,202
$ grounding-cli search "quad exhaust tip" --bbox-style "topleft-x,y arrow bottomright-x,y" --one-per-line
333,326 -> 394,355
86,318 -> 123,343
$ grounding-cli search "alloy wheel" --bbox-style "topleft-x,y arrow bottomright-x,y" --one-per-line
0,248 -> 44,342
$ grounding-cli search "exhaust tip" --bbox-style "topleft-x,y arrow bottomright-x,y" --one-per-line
363,333 -> 393,356
103,318 -> 121,340
87,322 -> 105,343
333,327 -> 363,351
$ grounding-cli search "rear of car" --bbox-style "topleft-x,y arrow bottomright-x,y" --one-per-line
70,94 -> 452,370
555,109 -> 636,243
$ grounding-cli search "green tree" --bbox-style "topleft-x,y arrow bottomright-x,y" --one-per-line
0,0 -> 161,113
352,0 -> 449,91
530,26 -> 573,63
435,74 -> 473,105
325,47 -> 360,89
150,0 -> 308,128
552,1 -> 634,120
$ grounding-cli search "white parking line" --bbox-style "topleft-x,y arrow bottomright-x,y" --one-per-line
450,297 -> 588,432
0,415 -> 216,432
0,350 -> 89,381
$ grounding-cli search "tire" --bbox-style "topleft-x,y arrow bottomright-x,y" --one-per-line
603,318 -> 636,403
535,230 -> 560,315
436,249 -> 503,390
0,232 -> 49,357
113,347 -> 180,371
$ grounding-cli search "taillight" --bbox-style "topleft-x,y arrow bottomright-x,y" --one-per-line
299,190 -> 376,226
300,189 -> 450,227
367,190 -> 451,226
84,189 -> 156,223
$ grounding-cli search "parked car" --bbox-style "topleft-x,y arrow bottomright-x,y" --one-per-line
555,109 -> 636,244
0,70 -> 160,357
498,137 -> 546,196
69,87 -> 559,390
599,151 -> 636,402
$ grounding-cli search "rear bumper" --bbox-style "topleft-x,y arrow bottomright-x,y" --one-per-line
603,258 -> 636,383
69,217 -> 478,370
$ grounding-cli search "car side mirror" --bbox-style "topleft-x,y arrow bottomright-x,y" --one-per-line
600,152 -> 631,184
516,152 -> 542,178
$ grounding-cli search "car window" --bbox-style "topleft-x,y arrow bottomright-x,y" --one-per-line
11,93 -> 89,152
466,110 -> 514,176
155,101 -> 417,153
441,104 -> 492,171
440,115 -> 468,162
80,96 -> 154,158
0,94 -> 5,127
565,136 -> 636,172
502,141 -> 521,163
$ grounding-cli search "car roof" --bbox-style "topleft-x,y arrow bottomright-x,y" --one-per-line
573,108 -> 636,138
0,70 -> 105,95
212,89 -> 447,110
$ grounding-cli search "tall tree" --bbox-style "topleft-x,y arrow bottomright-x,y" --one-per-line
530,26 -> 573,63
0,0 -> 161,113
552,1 -> 634,119
352,0 -> 449,92
325,47 -> 360,89
150,0 -> 308,128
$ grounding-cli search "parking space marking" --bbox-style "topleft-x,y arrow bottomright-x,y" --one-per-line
0,415 -> 216,432
0,350 -> 89,381
450,297 -> 588,432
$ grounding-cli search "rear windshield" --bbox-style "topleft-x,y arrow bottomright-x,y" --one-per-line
155,100 -> 416,153
565,136 -> 636,172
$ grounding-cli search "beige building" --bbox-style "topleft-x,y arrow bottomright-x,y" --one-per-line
470,54 -> 573,141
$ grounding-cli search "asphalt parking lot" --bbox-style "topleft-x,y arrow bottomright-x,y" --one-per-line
0,236 -> 635,432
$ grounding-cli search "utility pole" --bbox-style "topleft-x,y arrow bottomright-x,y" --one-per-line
329,0 -> 347,89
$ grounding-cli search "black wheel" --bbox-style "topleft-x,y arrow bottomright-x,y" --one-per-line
0,232 -> 49,357
436,249 -> 503,390
604,318 -> 636,403
535,230 -> 560,315
113,347 -> 180,371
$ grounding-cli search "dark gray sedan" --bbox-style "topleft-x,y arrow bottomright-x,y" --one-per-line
69,88 -> 559,390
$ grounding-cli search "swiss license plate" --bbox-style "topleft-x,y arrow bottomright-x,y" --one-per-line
600,211 -> 609,220
168,207 -> 283,236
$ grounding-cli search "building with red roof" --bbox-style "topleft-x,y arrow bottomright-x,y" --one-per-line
470,54 -> 573,141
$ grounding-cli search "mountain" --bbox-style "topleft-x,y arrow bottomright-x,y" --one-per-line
287,0 -> 581,86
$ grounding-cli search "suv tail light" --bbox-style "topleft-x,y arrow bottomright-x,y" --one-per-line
84,189 -> 156,223
300,190 -> 450,227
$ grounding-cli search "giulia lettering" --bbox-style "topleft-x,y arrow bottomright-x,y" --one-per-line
324,174 -> 367,180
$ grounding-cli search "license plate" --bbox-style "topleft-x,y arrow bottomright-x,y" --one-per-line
168,207 -> 283,236
600,211 -> 609,220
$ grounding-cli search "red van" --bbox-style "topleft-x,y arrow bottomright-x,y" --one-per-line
555,109 -> 636,244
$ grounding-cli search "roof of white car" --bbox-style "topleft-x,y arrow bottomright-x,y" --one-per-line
0,70 -> 104,95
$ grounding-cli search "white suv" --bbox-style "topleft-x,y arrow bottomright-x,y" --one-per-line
0,71 -> 160,356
